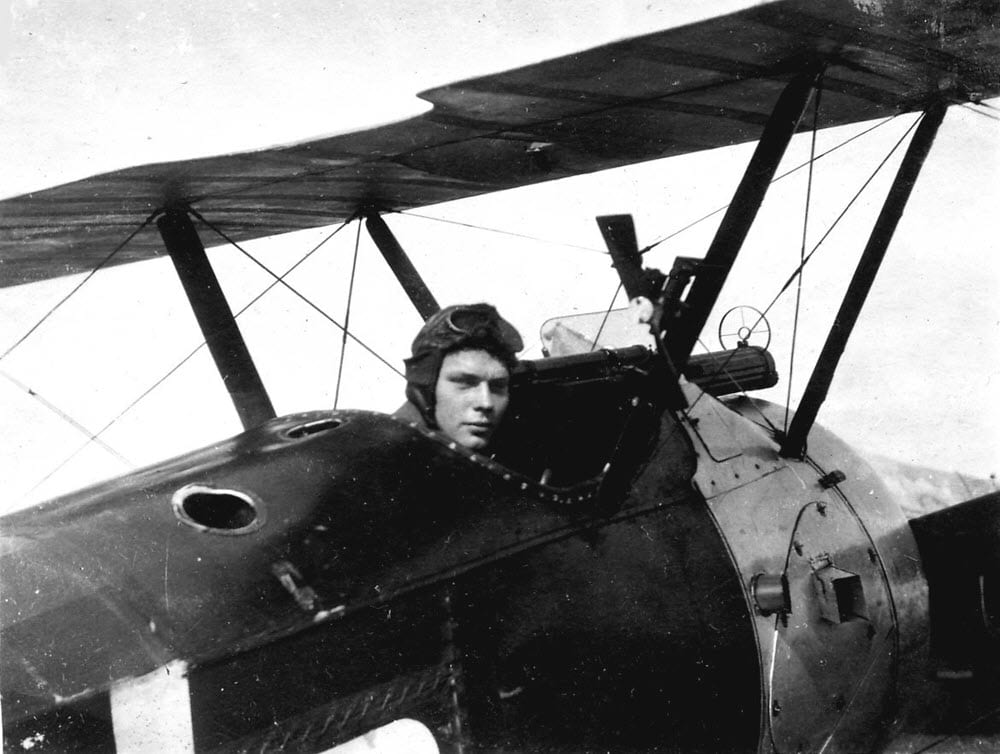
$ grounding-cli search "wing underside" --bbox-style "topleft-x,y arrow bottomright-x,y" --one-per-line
1,0 -> 998,285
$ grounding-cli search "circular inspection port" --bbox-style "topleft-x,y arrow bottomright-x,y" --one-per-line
284,417 -> 343,440
172,485 -> 263,535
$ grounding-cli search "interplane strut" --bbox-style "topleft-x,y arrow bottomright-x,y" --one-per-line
781,100 -> 948,458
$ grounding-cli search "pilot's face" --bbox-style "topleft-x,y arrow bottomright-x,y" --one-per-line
434,348 -> 510,451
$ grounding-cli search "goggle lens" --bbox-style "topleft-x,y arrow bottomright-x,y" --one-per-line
445,306 -> 523,352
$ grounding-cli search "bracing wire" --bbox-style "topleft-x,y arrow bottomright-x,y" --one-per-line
687,337 -> 779,433
684,112 -> 925,416
640,115 -> 899,255
190,210 -> 402,378
753,114 -> 924,331
0,369 -> 132,466
0,91 -> 916,462
334,221 -> 363,409
784,81 -> 823,432
9,98 -> 948,498
0,209 -> 160,363
400,211 -> 608,255
405,116 -> 901,264
586,111 -> 917,419
23,219 -> 354,500
590,283 -> 625,351
961,101 -> 1000,122
583,112 -> 911,394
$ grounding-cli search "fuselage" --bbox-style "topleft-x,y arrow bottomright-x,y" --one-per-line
0,350 -> 943,753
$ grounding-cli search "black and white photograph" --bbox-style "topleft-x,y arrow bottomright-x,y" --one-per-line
1,1 -> 998,751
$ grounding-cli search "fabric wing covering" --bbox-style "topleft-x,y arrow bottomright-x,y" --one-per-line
1,0 -> 998,286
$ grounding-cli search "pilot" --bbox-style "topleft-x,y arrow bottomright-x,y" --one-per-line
394,303 -> 523,452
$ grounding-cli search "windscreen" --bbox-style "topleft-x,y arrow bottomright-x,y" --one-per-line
540,308 -> 654,357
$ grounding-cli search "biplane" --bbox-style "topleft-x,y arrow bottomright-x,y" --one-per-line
2,0 -> 999,752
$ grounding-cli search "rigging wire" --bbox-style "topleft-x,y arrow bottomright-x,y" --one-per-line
961,101 -> 1000,122
685,112 -> 925,415
0,369 -> 132,466
784,81 -> 823,432
583,111 -> 916,420
578,105 -> 914,420
400,211 -> 608,255
750,115 -> 923,336
334,221 -> 363,408
590,283 -> 625,352
190,209 -> 403,378
0,209 -> 160,363
22,219 -> 354,500
640,115 -> 899,255
685,337 -> 780,433
7,101 -> 944,498
403,116 -> 901,264
7,101 -> 906,469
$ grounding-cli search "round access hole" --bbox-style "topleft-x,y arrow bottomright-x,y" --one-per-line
172,485 -> 263,534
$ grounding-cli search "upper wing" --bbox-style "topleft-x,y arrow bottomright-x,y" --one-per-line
2,0 -> 997,286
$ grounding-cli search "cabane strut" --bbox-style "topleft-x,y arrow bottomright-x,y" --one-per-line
157,208 -> 276,430
366,212 -> 440,321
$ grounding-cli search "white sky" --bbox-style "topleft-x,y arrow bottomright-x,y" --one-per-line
1,0 -> 998,509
